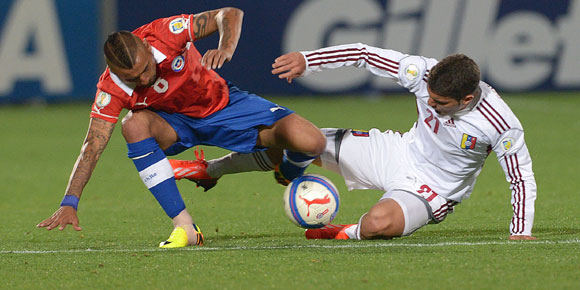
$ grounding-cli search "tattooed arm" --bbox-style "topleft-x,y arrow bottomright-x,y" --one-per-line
193,7 -> 244,69
37,118 -> 115,231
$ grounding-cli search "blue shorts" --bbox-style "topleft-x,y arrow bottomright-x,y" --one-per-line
157,83 -> 294,155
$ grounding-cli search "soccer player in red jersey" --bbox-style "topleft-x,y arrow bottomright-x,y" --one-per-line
37,7 -> 325,248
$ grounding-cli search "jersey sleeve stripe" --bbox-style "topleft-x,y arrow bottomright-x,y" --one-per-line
506,155 -> 520,234
505,154 -> 525,234
306,48 -> 400,72
477,100 -> 512,134
514,155 -> 526,234
307,53 -> 399,75
305,47 -> 399,66
477,107 -> 502,133
480,103 -> 507,131
309,57 -> 398,75
91,110 -> 120,121
482,99 -> 510,129
308,52 -> 399,72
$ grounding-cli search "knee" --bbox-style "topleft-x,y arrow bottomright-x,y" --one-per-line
308,130 -> 326,156
360,212 -> 399,240
121,111 -> 151,140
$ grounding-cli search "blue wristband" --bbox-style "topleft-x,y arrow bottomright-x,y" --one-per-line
60,195 -> 79,210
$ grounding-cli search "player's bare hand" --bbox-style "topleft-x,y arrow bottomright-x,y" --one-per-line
37,206 -> 82,231
272,52 -> 306,83
509,235 -> 537,240
201,49 -> 232,70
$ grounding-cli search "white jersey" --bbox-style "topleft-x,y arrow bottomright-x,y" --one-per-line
301,43 -> 537,235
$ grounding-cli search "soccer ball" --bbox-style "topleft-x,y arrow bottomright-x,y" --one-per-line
283,174 -> 340,228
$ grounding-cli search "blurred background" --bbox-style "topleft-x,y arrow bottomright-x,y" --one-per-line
0,0 -> 578,104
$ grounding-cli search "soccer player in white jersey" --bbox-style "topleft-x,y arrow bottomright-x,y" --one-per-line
171,43 -> 537,241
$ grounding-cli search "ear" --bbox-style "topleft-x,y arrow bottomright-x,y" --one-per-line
462,94 -> 474,105
142,38 -> 151,50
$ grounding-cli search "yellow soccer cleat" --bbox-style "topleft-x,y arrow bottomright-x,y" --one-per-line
159,224 -> 204,248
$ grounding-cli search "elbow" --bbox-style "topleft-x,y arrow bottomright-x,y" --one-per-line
222,7 -> 244,18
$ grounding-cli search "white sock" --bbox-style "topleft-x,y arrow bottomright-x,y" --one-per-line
207,151 -> 274,178
344,213 -> 367,240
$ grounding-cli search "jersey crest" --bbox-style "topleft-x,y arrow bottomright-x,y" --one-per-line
460,133 -> 477,149
501,137 -> 514,152
404,64 -> 419,81
95,91 -> 111,108
351,130 -> 370,137
171,55 -> 185,72
169,18 -> 186,34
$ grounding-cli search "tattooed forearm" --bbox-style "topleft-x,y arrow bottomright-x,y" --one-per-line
194,10 -> 218,39
193,8 -> 243,47
216,8 -> 243,53
65,118 -> 115,197
194,13 -> 208,39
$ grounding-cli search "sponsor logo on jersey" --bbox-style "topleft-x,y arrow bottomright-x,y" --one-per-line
443,118 -> 456,128
351,130 -> 369,137
169,18 -> 185,34
171,56 -> 185,72
404,64 -> 419,81
501,137 -> 514,151
460,133 -> 477,149
269,106 -> 285,112
96,91 -> 111,108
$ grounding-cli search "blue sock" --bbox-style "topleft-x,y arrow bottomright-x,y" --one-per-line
279,150 -> 317,181
127,138 -> 185,218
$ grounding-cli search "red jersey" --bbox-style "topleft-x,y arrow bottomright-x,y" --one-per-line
91,14 -> 230,123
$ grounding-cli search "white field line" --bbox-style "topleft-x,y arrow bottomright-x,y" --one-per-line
1,239 -> 579,255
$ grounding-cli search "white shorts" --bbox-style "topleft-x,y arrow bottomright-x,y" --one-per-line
319,128 -> 409,192
319,128 -> 457,232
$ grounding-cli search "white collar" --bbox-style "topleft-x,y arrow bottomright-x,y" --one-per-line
151,45 -> 166,63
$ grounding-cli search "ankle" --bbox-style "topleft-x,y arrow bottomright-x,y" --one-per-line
175,224 -> 199,245
172,210 -> 193,226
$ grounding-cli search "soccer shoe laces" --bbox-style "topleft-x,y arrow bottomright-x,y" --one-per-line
169,148 -> 219,192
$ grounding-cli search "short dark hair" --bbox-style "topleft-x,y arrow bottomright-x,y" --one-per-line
103,31 -> 140,70
427,54 -> 480,101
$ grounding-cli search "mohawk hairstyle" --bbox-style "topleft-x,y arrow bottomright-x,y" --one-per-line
103,31 -> 140,70
427,54 -> 480,101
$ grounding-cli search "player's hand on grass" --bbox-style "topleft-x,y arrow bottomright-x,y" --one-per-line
201,49 -> 233,70
37,206 -> 82,231
272,52 -> 306,83
509,235 -> 536,240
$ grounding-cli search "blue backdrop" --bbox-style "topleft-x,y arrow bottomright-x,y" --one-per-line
117,0 -> 580,95
0,0 -> 578,103
0,0 -> 99,103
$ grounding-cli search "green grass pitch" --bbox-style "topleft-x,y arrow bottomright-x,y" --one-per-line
1,93 -> 579,289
